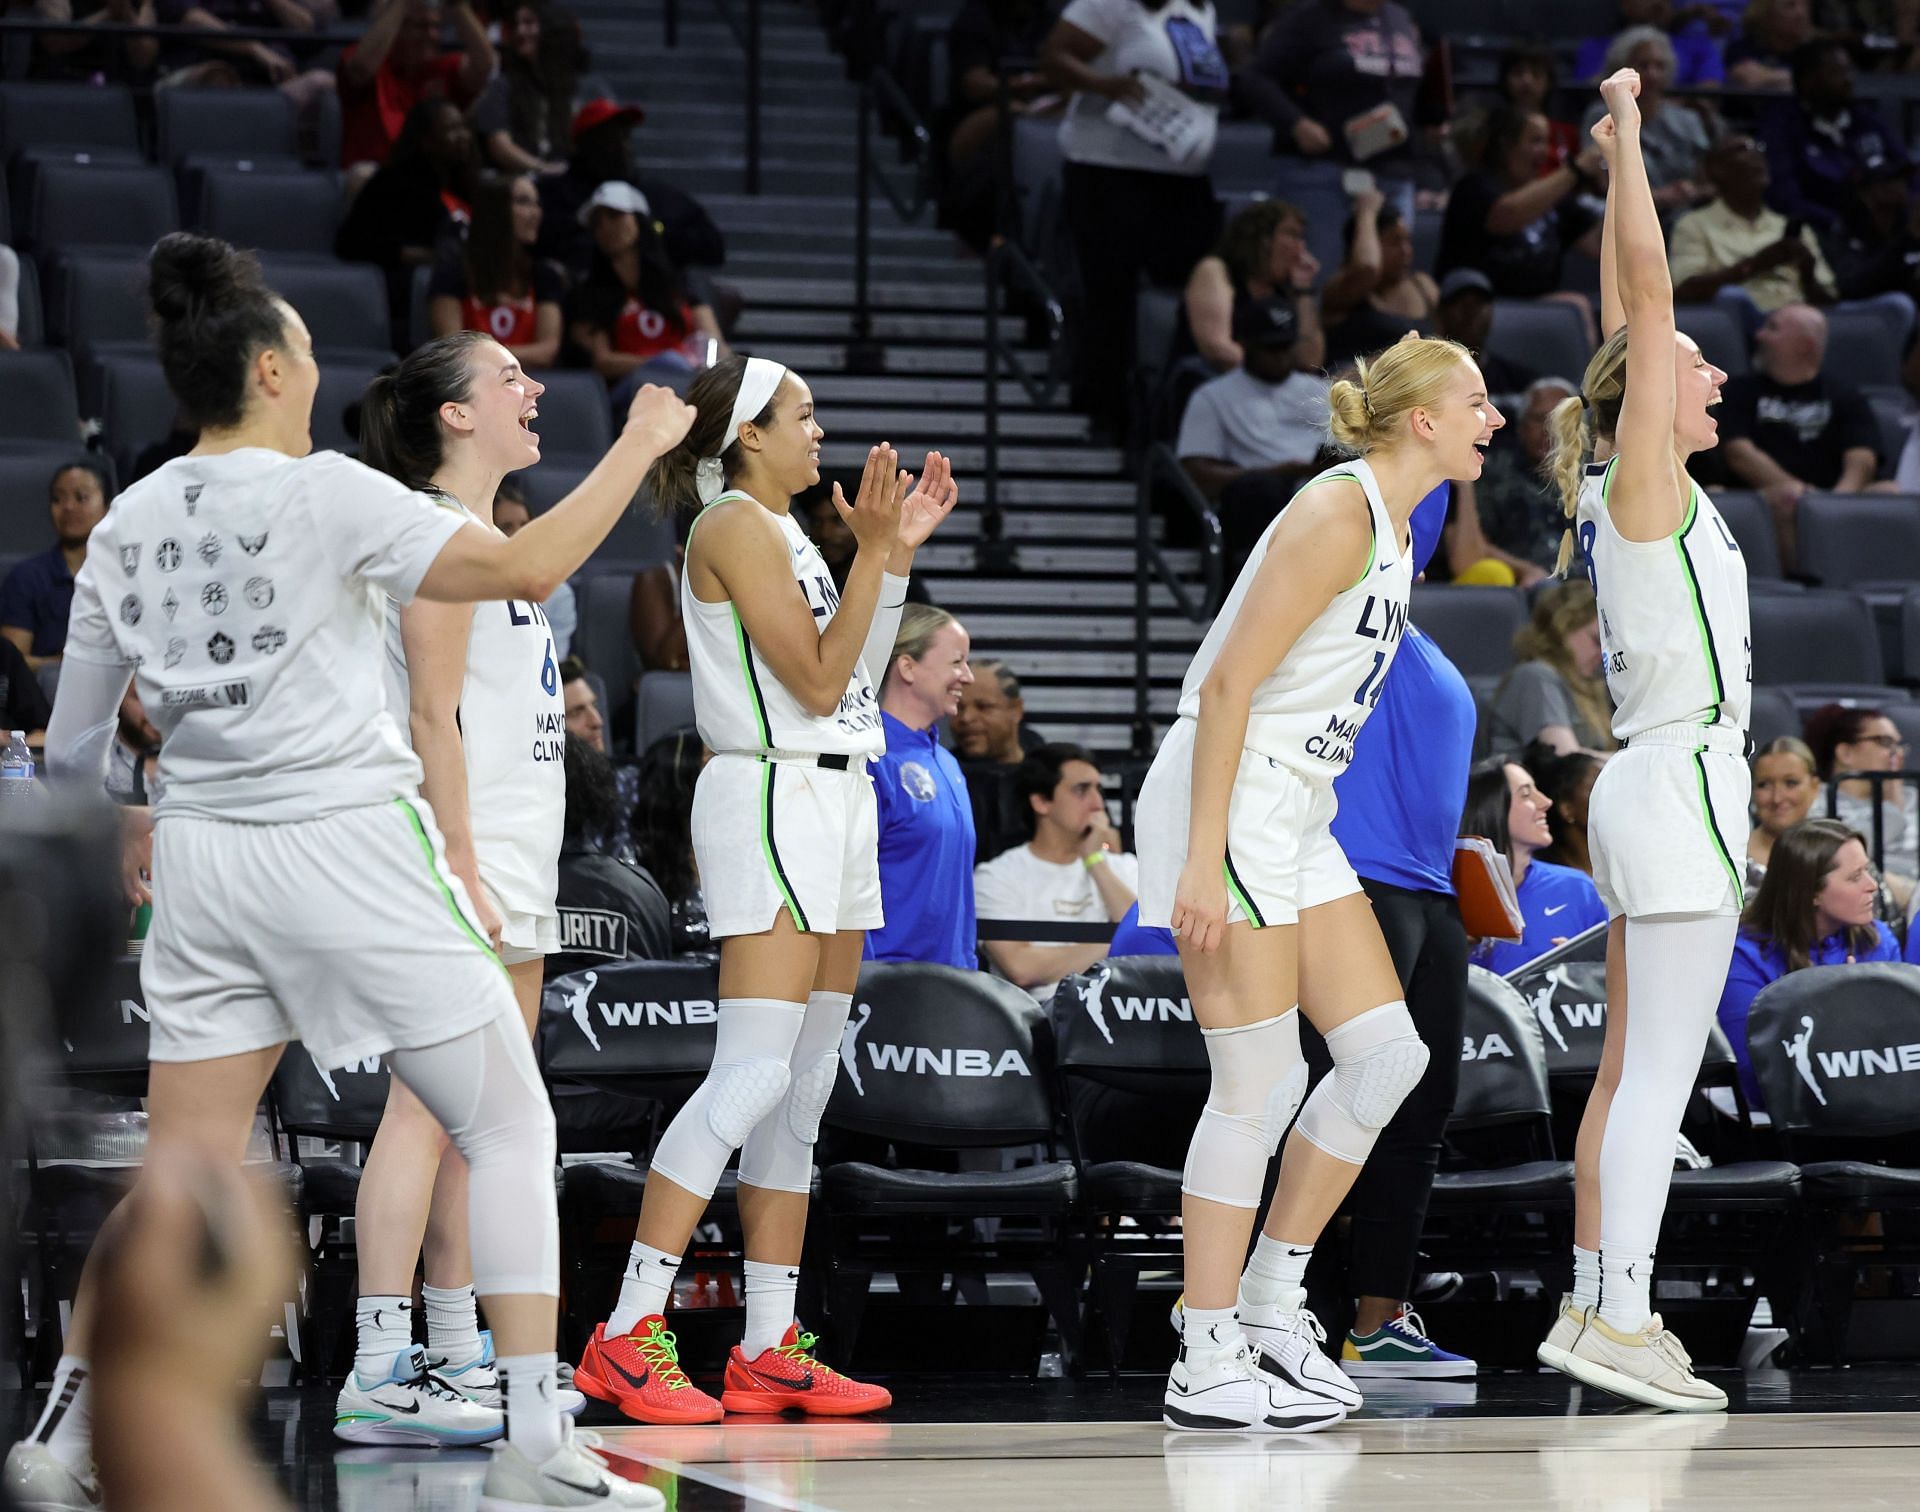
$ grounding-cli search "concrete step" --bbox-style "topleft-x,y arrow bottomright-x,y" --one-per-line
728,251 -> 983,284
948,608 -> 1205,644
726,275 -> 988,311
803,373 -> 1064,410
915,542 -> 1189,574
917,508 -> 1153,543
1019,685 -> 1181,717
932,577 -> 1182,611
722,222 -> 960,256
817,406 -> 1090,442
734,308 -> 990,342
742,340 -> 1055,379
818,439 -> 1122,475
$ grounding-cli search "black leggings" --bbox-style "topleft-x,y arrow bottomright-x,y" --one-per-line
1301,879 -> 1467,1301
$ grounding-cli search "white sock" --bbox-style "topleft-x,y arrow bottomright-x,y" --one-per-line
354,1295 -> 415,1381
742,1258 -> 799,1358
606,1240 -> 680,1337
422,1282 -> 482,1364
28,1355 -> 91,1473
500,1350 -> 562,1465
1572,1246 -> 1600,1313
1181,1304 -> 1244,1366
1599,1245 -> 1655,1332
1239,1234 -> 1312,1308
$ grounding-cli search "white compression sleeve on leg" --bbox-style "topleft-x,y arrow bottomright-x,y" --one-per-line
649,998 -> 807,1201
386,1008 -> 559,1297
738,990 -> 854,1194
1181,1010 -> 1308,1209
1597,912 -> 1739,1329
1295,1000 -> 1430,1166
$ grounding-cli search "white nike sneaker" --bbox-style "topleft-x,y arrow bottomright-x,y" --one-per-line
335,1344 -> 506,1446
480,1424 -> 666,1510
1561,1312 -> 1729,1413
1168,1292 -> 1363,1410
429,1332 -> 587,1416
1163,1341 -> 1348,1434
2,1442 -> 102,1512
1536,1294 -> 1592,1374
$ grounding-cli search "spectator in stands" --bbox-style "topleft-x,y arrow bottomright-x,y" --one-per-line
1575,0 -> 1728,89
1183,198 -> 1325,373
1523,741 -> 1603,877
429,172 -> 564,368
1461,755 -> 1609,974
0,635 -> 50,746
1748,734 -> 1821,874
490,476 -> 573,655
1,456 -> 111,668
1578,27 -> 1717,213
1320,190 -> 1437,376
559,654 -> 606,751
20,0 -> 160,84
951,657 -> 1033,864
797,474 -> 936,604
1237,0 -> 1433,192
1718,817 -> 1897,1109
104,684 -> 161,804
1805,702 -> 1919,887
1490,581 -> 1616,756
470,0 -> 581,178
973,742 -> 1138,1000
1175,293 -> 1330,574
547,732 -> 672,976
539,99 -> 728,279
1670,134 -> 1839,326
1430,268 -> 1535,399
335,94 -> 479,319
1725,0 -> 1813,91
1759,38 -> 1911,239
1444,375 -> 1574,583
1496,42 -> 1578,175
1041,0 -> 1228,436
338,0 -> 493,174
1716,303 -> 1881,570
1827,157 -> 1920,313
629,725 -> 709,955
941,0 -> 1063,253
867,606 -> 980,969
1438,105 -> 1604,313
567,181 -> 727,405
152,0 -> 336,125
627,518 -> 689,673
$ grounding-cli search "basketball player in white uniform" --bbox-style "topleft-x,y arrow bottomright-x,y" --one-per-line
1534,73 -> 1745,1412
1135,333 -> 1503,1432
571,357 -> 958,1424
5,234 -> 690,1512
322,332 -> 585,1444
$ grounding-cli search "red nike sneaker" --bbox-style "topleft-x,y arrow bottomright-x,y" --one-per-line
720,1324 -> 893,1416
574,1316 -> 723,1425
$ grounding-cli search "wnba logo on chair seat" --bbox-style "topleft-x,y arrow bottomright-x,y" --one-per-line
1072,964 -> 1193,1046
836,999 -> 1030,1095
1779,1013 -> 1920,1108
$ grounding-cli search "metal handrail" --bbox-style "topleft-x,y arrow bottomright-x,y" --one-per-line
1133,443 -> 1223,754
1825,768 -> 1920,880
665,0 -> 761,195
846,65 -> 935,373
979,238 -> 1066,570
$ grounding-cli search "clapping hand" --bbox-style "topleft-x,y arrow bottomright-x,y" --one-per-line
896,450 -> 959,551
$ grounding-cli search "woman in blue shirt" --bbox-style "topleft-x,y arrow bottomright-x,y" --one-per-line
865,604 -> 979,969
1462,756 -> 1610,976
1719,818 -> 1898,1110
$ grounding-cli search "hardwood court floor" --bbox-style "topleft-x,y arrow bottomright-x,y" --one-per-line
237,1367 -> 1920,1510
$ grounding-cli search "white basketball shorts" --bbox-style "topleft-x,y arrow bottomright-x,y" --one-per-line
1136,717 -> 1361,931
1588,723 -> 1750,920
692,753 -> 884,939
142,796 -> 516,1069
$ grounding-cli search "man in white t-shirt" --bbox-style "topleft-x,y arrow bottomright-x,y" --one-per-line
973,742 -> 1139,1001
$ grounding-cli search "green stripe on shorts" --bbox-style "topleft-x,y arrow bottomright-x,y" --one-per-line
394,798 -> 507,974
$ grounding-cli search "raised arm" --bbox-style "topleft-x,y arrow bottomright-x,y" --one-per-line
1590,113 -> 1626,340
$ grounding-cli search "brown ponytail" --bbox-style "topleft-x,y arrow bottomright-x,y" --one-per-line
358,331 -> 491,490
644,356 -> 788,519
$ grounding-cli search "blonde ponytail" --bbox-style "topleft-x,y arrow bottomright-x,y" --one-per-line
1324,333 -> 1475,455
1542,327 -> 1632,576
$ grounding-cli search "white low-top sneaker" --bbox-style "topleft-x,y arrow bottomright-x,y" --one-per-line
1561,1312 -> 1729,1413
479,1424 -> 666,1510
1163,1341 -> 1348,1434
2,1441 -> 102,1512
335,1344 -> 505,1446
1536,1294 -> 1592,1374
429,1333 -> 587,1416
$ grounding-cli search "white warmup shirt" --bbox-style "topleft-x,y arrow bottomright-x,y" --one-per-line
1057,0 -> 1225,174
974,841 -> 1141,1001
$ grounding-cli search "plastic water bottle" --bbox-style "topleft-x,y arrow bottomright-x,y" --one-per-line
0,730 -> 33,804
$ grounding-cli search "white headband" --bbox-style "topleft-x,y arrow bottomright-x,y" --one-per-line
694,357 -> 789,504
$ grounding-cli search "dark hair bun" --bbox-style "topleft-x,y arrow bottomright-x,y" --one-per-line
147,232 -> 262,327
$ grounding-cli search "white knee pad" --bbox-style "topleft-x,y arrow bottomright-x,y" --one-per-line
1181,1010 -> 1308,1210
650,998 -> 805,1201
738,991 -> 852,1196
1295,1000 -> 1429,1166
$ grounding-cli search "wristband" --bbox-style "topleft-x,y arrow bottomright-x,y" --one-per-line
1083,850 -> 1108,869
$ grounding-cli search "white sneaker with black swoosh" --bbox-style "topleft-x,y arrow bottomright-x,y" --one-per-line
479,1424 -> 665,1509
1169,1291 -> 1363,1410
334,1345 -> 504,1446
1163,1342 -> 1347,1434
429,1332 -> 587,1417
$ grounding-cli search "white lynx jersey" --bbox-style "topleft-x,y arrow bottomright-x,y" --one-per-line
1576,458 -> 1752,741
61,448 -> 466,821
1174,457 -> 1414,783
680,491 -> 884,757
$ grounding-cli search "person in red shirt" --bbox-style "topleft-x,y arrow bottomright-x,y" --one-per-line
338,0 -> 494,175
430,172 -> 564,368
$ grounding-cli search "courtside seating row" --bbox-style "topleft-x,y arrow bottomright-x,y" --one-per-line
29,953 -> 1920,1374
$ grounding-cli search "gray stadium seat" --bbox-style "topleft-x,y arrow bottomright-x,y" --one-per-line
28,164 -> 178,254
157,88 -> 300,165
1487,301 -> 1589,394
1748,684 -> 1801,749
634,670 -> 695,751
0,446 -> 92,548
1410,583 -> 1528,678
407,263 -> 435,351
1795,493 -> 1920,592
517,461 -> 590,516
310,361 -> 386,455
50,252 -> 149,353
1133,288 -> 1180,391
1712,489 -> 1781,578
15,256 -> 43,347
1009,113 -> 1064,254
1749,587 -> 1884,686
1209,122 -> 1277,194
0,83 -> 140,154
1824,307 -> 1904,392
174,152 -> 310,224
1863,389 -> 1914,478
1674,302 -> 1749,379
528,371 -> 613,459
92,355 -> 182,480
254,258 -> 391,358
570,572 -> 642,744
196,170 -> 341,258
0,350 -> 80,446
518,461 -> 669,566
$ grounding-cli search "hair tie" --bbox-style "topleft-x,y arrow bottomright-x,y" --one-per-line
696,356 -> 788,505
692,456 -> 725,500
1361,390 -> 1376,419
